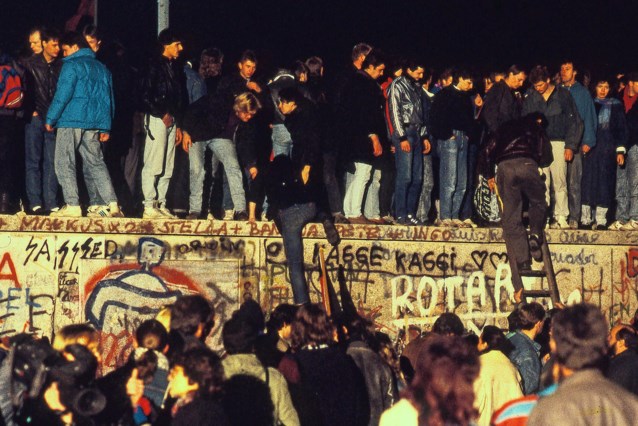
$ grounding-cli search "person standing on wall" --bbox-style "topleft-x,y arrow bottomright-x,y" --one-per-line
139,29 -> 187,219
45,31 -> 121,218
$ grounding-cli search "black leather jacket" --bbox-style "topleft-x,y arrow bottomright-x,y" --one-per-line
23,54 -> 61,119
139,56 -> 186,121
479,113 -> 553,178
482,80 -> 522,134
346,340 -> 397,426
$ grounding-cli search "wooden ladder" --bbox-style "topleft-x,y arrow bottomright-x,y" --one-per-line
510,230 -> 561,304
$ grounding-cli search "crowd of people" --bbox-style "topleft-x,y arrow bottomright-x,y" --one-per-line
1,294 -> 638,425
1,26 -> 637,230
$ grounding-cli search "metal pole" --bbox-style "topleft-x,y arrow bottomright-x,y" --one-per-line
94,0 -> 98,26
158,0 -> 170,34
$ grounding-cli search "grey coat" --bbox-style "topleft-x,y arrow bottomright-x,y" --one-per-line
528,369 -> 638,426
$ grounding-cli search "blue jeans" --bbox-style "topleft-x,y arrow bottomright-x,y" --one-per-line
278,202 -> 317,304
83,144 -> 105,206
394,128 -> 423,219
438,130 -> 468,220
417,154 -> 434,222
211,156 -> 233,211
55,128 -> 117,206
616,145 -> 638,222
25,115 -> 58,210
271,124 -> 292,157
190,138 -> 245,214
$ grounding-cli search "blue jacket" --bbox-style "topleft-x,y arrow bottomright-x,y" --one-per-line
184,63 -> 206,105
562,81 -> 598,148
46,48 -> 114,131
508,331 -> 542,395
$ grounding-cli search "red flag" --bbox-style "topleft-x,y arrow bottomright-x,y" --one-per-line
318,247 -> 331,316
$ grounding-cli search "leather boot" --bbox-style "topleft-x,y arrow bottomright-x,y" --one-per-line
0,192 -> 13,214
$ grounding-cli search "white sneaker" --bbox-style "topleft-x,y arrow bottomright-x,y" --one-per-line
143,207 -> 165,219
87,205 -> 110,218
158,206 -> 175,218
550,217 -> 570,229
109,202 -> 124,217
621,220 -> 638,231
223,209 -> 234,220
50,205 -> 82,217
609,221 -> 625,231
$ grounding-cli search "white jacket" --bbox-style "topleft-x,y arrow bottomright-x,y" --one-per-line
474,350 -> 524,426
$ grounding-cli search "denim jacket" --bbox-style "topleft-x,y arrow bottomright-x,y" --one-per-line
184,64 -> 206,105
562,81 -> 597,148
508,331 -> 542,395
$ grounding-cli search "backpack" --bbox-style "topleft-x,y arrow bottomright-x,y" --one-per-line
0,65 -> 24,109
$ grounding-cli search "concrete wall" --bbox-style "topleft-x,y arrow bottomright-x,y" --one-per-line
1,213 -> 637,372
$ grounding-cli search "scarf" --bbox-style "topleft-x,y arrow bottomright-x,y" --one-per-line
623,87 -> 638,113
594,97 -> 618,130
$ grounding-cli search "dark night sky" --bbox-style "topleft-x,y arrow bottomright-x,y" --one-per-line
4,0 -> 638,77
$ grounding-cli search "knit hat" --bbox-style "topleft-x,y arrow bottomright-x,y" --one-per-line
158,28 -> 181,46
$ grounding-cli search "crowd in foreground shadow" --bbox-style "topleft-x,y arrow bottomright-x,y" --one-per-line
1,294 -> 638,425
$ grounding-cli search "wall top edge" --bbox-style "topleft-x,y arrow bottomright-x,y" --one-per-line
0,214 -> 632,246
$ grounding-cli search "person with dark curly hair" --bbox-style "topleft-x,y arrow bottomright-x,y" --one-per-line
432,312 -> 465,336
164,347 -> 229,426
291,304 -> 370,426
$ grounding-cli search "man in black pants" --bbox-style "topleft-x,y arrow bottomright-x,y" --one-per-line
265,87 -> 339,304
480,113 -> 553,301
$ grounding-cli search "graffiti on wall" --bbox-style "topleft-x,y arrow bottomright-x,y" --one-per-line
2,218 -> 638,372
79,237 -> 241,371
261,237 -> 616,336
0,235 -> 56,337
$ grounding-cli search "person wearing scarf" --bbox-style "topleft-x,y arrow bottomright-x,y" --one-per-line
583,77 -> 628,230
